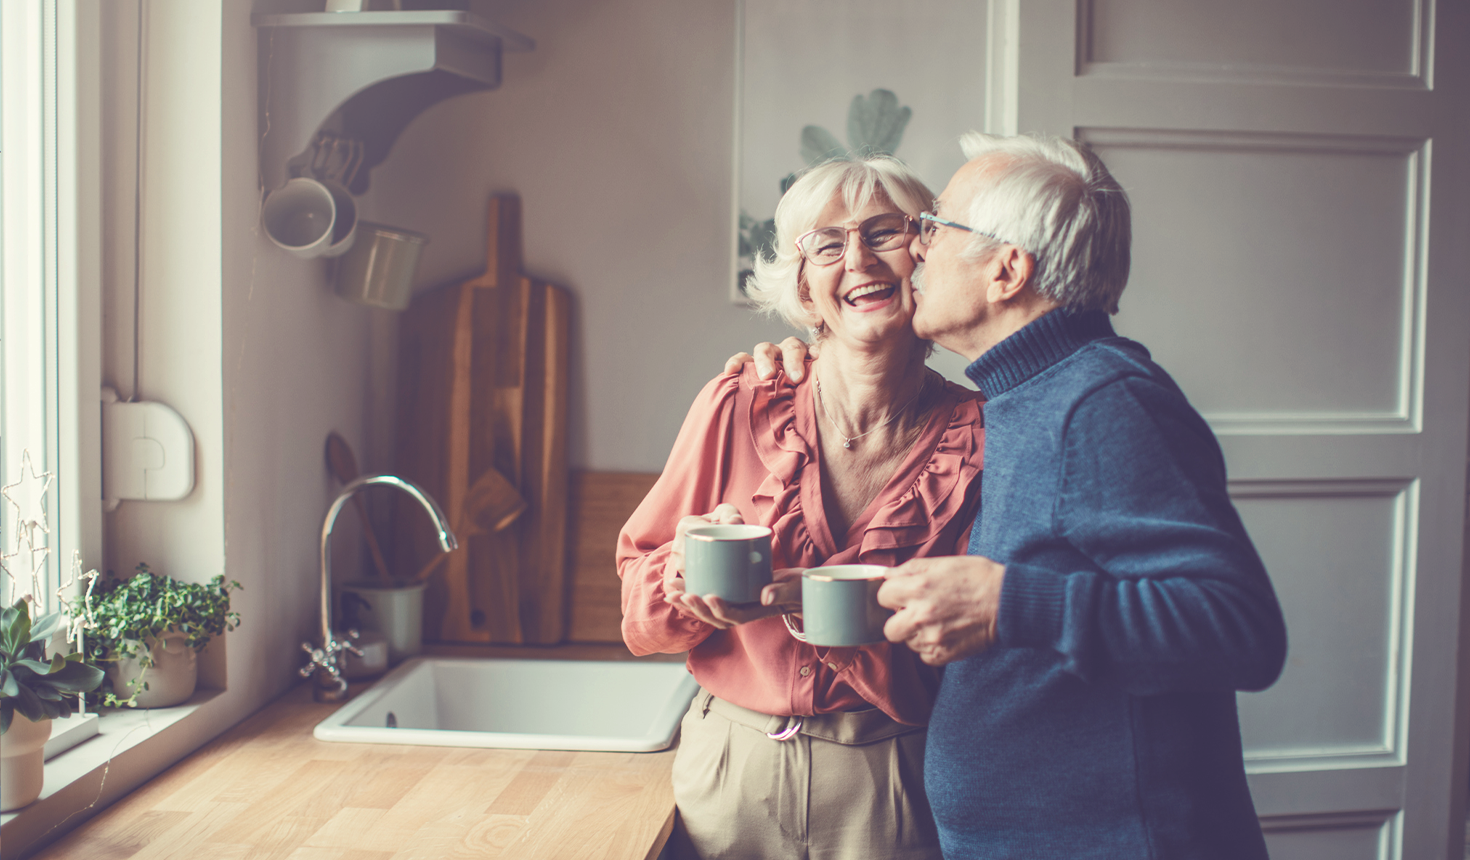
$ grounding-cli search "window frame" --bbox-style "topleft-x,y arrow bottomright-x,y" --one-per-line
1,0 -> 111,835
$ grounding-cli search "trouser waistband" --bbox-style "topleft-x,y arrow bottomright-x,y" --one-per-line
697,689 -> 923,746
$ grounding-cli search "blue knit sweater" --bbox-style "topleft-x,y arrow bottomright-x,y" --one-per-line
926,309 -> 1287,859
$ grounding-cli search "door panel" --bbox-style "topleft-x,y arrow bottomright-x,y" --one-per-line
1086,130 -> 1423,430
1261,812 -> 1396,860
1012,1 -> 1470,856
1232,481 -> 1412,764
1081,0 -> 1426,85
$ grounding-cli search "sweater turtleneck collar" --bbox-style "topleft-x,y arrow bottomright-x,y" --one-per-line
964,308 -> 1116,399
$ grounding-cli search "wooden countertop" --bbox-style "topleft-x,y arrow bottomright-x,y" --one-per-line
34,651 -> 680,860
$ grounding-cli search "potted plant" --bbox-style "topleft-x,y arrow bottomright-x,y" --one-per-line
1,597 -> 104,811
83,564 -> 241,708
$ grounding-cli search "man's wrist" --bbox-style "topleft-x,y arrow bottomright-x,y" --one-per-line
993,561 -> 1065,649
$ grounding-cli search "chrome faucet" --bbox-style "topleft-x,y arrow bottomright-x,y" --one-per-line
301,474 -> 457,702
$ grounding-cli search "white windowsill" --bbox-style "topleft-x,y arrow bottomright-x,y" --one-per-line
42,713 -> 99,761
0,688 -> 221,831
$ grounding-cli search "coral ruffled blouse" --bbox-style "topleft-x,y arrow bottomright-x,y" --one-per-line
617,362 -> 985,726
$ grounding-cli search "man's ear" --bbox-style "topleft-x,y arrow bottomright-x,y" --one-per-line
984,246 -> 1036,304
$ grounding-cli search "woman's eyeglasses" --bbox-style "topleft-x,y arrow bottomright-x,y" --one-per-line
795,213 -> 915,266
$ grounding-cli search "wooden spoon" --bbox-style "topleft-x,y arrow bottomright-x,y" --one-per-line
411,466 -> 527,582
324,432 -> 394,582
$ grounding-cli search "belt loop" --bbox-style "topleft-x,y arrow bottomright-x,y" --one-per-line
766,716 -> 804,741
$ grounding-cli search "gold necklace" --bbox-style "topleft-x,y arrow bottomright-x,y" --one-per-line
815,372 -> 928,450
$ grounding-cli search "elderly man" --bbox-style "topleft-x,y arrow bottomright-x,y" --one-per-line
736,133 -> 1287,858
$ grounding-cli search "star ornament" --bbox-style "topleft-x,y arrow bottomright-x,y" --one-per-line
3,448 -> 53,551
2,449 -> 54,600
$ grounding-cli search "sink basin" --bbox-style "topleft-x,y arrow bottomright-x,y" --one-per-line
313,656 -> 698,752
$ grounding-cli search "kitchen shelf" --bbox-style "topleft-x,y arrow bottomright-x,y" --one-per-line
252,10 -> 534,194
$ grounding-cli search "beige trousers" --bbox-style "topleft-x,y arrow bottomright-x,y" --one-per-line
667,690 -> 942,860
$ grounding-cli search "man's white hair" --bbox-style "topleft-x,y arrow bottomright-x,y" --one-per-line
955,132 -> 1131,313
745,155 -> 933,338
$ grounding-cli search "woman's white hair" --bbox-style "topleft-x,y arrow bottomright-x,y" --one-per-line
744,155 -> 933,337
955,132 -> 1131,313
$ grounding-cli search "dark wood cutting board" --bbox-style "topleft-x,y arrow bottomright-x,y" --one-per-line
393,194 -> 571,644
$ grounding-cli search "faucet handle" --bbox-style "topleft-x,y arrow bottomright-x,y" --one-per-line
299,630 -> 366,681
300,640 -> 338,679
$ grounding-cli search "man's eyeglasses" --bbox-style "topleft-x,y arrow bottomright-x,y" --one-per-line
795,213 -> 915,266
918,211 -> 978,245
918,211 -> 1024,255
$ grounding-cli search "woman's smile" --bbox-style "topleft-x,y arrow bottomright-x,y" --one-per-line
844,281 -> 898,309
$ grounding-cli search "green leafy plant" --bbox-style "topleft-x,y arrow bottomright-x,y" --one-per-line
83,564 -> 241,707
1,598 -> 104,734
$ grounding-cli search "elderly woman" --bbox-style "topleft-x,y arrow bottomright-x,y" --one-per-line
617,155 -> 984,860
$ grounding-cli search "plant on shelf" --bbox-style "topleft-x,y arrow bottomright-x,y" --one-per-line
83,564 -> 241,708
1,597 -> 104,733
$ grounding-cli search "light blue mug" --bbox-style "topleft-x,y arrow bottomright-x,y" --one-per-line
683,524 -> 773,604
802,564 -> 892,646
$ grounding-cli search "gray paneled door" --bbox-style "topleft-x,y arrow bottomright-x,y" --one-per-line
1007,1 -> 1470,857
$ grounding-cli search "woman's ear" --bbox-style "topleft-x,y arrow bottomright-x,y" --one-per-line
797,276 -> 823,328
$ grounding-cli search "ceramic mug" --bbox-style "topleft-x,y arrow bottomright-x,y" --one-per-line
262,177 -> 337,258
801,564 -> 892,646
683,524 -> 773,604
319,179 -> 358,258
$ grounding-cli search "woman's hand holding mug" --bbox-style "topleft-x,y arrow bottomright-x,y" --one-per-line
665,505 -> 801,628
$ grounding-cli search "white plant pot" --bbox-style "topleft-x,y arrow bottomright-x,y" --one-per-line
0,713 -> 53,811
106,629 -> 198,708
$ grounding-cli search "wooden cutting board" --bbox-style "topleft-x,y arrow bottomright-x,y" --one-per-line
566,470 -> 661,643
394,194 -> 571,644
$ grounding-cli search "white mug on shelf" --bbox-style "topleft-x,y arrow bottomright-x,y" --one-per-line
320,179 -> 358,258
262,177 -> 337,258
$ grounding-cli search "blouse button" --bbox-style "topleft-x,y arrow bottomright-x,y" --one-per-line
799,666 -> 812,677
827,662 -> 839,671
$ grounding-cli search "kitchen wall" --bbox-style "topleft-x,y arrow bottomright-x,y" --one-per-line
358,0 -> 816,474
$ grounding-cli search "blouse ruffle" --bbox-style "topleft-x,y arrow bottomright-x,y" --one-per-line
746,365 -> 984,562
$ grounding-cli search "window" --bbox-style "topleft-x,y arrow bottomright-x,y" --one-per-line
2,0 -> 66,614
1,0 -> 101,620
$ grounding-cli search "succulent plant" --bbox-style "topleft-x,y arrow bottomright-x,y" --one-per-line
0,598 -> 104,734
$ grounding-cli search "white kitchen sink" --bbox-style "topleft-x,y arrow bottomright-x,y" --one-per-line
313,656 -> 698,752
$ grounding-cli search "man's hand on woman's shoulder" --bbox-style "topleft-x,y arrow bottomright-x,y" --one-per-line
722,337 -> 814,381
